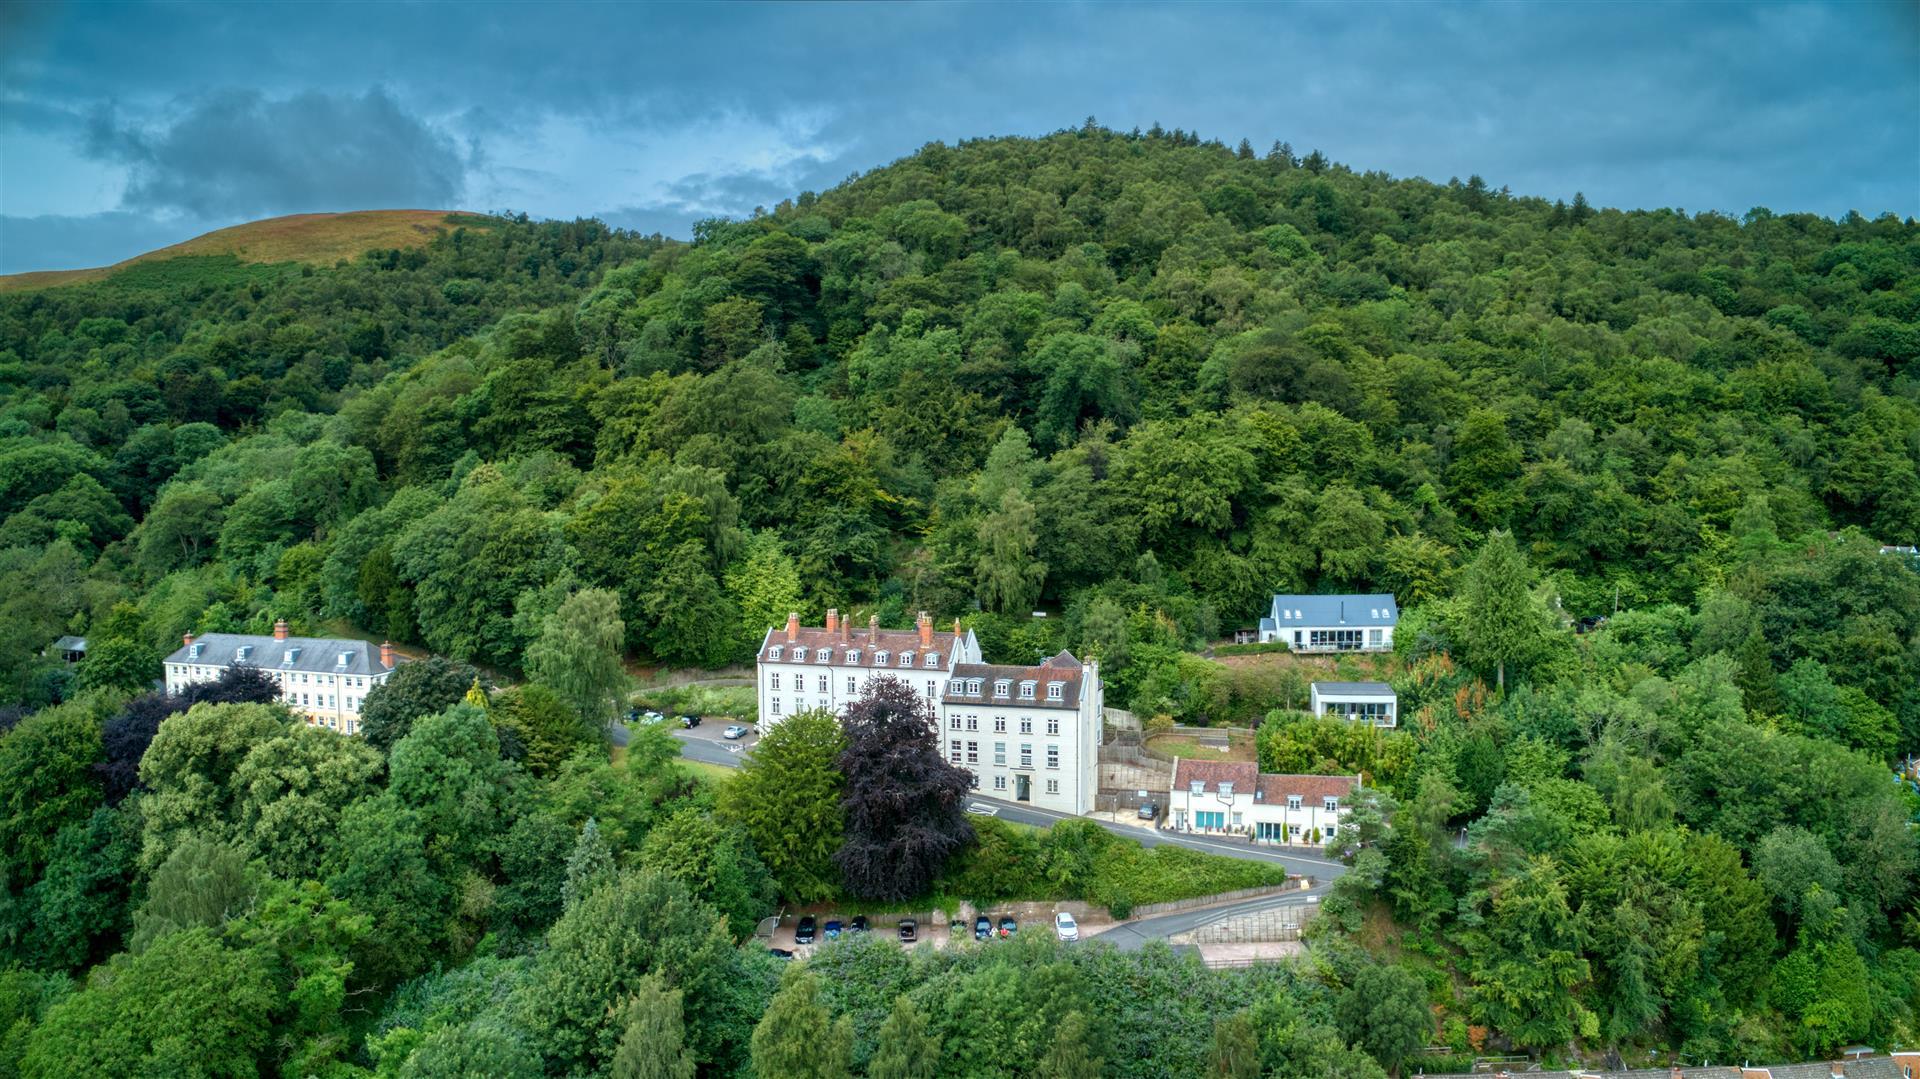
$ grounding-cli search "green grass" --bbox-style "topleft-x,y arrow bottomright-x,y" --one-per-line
675,758 -> 738,785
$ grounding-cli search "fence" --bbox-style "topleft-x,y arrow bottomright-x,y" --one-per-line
1102,706 -> 1140,731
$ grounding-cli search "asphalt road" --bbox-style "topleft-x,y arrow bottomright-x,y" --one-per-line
661,729 -> 1349,880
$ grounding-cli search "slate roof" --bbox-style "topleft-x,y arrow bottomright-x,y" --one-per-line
942,651 -> 1084,710
1266,593 -> 1398,627
1311,681 -> 1395,695
164,632 -> 395,677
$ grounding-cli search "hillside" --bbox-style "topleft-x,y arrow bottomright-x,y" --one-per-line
0,127 -> 1916,1072
0,209 -> 492,293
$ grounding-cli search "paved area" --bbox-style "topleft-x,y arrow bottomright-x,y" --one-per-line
1196,941 -> 1305,963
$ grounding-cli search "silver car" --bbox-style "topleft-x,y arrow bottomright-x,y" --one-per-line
1054,911 -> 1079,942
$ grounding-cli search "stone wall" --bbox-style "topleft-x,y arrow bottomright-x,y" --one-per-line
1169,903 -> 1310,944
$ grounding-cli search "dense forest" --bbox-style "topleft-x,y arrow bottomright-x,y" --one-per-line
0,123 -> 1916,1075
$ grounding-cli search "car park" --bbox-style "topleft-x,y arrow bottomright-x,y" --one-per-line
824,919 -> 843,941
723,724 -> 749,739
973,915 -> 992,940
897,918 -> 918,942
998,916 -> 1017,938
795,916 -> 816,945
849,916 -> 868,934
1054,911 -> 1078,941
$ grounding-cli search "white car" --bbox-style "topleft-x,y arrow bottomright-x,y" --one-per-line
1054,911 -> 1078,942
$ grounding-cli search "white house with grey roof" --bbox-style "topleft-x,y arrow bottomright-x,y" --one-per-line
164,620 -> 400,736
1310,681 -> 1398,727
1257,593 -> 1398,652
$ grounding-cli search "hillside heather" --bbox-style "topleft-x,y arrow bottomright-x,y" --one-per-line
0,125 -> 1915,1073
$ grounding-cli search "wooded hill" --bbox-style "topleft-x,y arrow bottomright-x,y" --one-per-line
0,123 -> 1915,1073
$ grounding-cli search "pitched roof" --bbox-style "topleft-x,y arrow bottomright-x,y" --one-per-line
1172,759 -> 1358,802
1312,681 -> 1395,695
759,625 -> 958,671
943,652 -> 1084,709
164,632 -> 396,677
1267,593 -> 1398,627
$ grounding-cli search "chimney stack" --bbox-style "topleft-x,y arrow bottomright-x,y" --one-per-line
917,611 -> 932,647
273,618 -> 289,641
867,614 -> 879,644
953,618 -> 962,637
826,608 -> 838,634
183,631 -> 194,647
840,613 -> 851,642
380,641 -> 394,669
785,612 -> 800,642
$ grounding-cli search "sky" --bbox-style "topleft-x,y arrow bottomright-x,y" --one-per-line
2,1 -> 1916,275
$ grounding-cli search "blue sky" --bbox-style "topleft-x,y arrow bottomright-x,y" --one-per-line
2,1 -> 1916,274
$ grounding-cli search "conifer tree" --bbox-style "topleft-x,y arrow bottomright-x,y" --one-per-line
562,817 -> 615,909
750,973 -> 852,1079
610,973 -> 695,1079
867,994 -> 939,1079
1038,1011 -> 1102,1079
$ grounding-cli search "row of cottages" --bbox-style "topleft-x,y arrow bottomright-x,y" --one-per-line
755,610 -> 1103,816
1166,759 -> 1359,845
1256,593 -> 1398,652
164,621 -> 401,735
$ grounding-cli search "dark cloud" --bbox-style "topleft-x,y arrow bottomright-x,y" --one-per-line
85,88 -> 466,219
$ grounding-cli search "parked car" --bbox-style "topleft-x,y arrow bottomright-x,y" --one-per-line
973,915 -> 992,941
1054,911 -> 1078,942
1137,803 -> 1157,820
723,724 -> 749,740
767,947 -> 795,960
998,916 -> 1018,938
849,916 -> 869,934
624,708 -> 641,723
644,710 -> 664,722
897,918 -> 918,942
678,714 -> 700,728
824,919 -> 843,941
795,916 -> 816,945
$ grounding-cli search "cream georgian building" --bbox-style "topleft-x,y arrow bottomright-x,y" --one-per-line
1166,759 -> 1358,846
754,611 -> 1104,815
163,621 -> 400,735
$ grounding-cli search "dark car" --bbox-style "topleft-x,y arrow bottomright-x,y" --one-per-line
998,916 -> 1017,938
678,714 -> 700,728
824,919 -> 843,941
897,918 -> 918,943
795,916 -> 817,945
767,947 -> 795,960
973,915 -> 992,940
849,916 -> 869,934
1137,802 -> 1157,820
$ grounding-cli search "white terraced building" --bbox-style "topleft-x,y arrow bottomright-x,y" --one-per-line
163,620 -> 401,735
755,611 -> 1104,814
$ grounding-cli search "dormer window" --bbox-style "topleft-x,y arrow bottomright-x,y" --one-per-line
337,651 -> 353,668
1190,780 -> 1205,795
1018,680 -> 1036,699
769,646 -> 783,660
847,649 -> 861,664
875,650 -> 890,666
1370,608 -> 1379,619
948,679 -> 964,694
1323,796 -> 1339,811
284,647 -> 301,664
1220,781 -> 1234,798
235,645 -> 252,663
816,648 -> 831,663
966,679 -> 982,695
188,643 -> 203,660
899,651 -> 913,667
1287,795 -> 1302,810
924,653 -> 939,668
1046,682 -> 1064,701
992,679 -> 1010,698
794,646 -> 808,662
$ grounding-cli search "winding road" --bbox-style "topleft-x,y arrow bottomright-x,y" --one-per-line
651,725 -> 1344,946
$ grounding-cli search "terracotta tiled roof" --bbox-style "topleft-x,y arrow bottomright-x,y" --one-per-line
760,626 -> 956,671
1255,773 -> 1358,803
942,653 -> 1084,710
1173,759 -> 1258,793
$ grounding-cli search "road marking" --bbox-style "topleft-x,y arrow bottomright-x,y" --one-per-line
966,803 -> 999,816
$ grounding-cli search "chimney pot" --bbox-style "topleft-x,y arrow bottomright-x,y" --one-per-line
785,612 -> 800,643
826,608 -> 838,634
380,641 -> 394,669
273,618 -> 289,641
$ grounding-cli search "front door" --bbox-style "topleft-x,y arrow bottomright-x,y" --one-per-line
1015,774 -> 1031,802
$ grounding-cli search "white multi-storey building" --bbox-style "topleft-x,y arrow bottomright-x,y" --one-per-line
938,651 -> 1103,815
163,620 -> 400,735
754,612 -> 1104,814
1166,759 -> 1358,846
